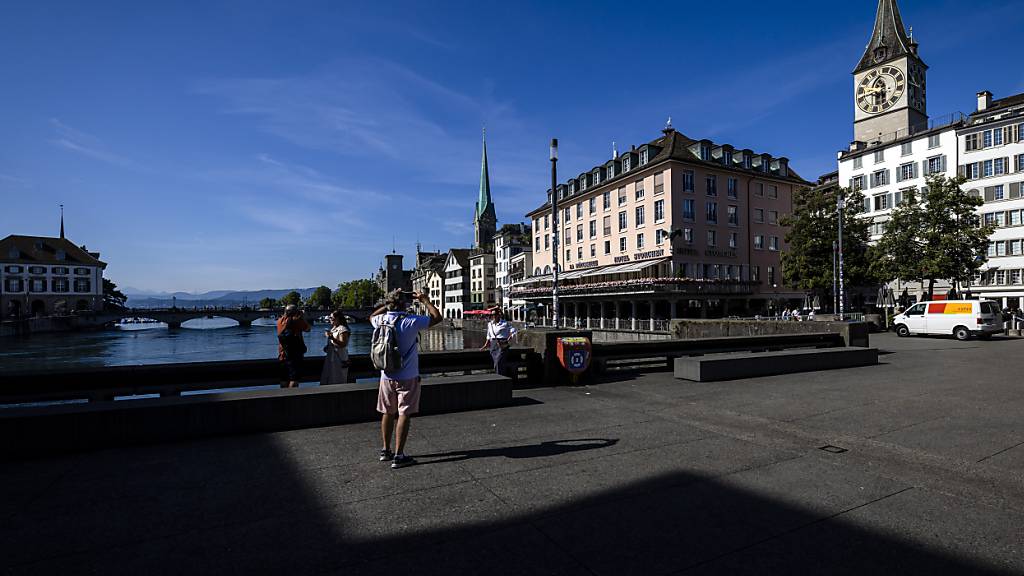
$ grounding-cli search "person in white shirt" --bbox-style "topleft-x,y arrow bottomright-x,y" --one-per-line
481,308 -> 518,377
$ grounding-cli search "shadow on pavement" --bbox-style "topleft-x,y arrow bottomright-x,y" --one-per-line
415,438 -> 619,464
1,434 -> 1018,575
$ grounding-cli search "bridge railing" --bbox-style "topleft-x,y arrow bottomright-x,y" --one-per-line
0,347 -> 539,404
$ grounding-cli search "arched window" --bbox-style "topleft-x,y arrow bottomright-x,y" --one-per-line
544,265 -> 552,274
534,267 -> 542,276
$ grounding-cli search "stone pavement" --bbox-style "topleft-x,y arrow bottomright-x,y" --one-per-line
2,332 -> 1023,575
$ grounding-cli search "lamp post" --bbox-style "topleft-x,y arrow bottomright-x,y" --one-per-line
837,191 -> 846,320
550,138 -> 560,328
832,240 -> 838,314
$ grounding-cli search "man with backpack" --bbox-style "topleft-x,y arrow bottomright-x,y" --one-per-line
369,289 -> 442,469
277,304 -> 311,388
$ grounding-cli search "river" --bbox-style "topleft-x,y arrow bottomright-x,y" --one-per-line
0,318 -> 481,373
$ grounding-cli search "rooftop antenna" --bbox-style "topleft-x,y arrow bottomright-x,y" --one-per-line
665,116 -> 673,130
392,235 -> 396,254
612,141 -> 619,159
59,204 -> 65,239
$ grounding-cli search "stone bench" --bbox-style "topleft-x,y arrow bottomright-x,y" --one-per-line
0,373 -> 513,458
674,347 -> 879,382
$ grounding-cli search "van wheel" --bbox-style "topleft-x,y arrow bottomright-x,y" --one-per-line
895,324 -> 910,337
953,326 -> 971,341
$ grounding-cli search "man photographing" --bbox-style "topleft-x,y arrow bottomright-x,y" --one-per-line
369,289 -> 442,469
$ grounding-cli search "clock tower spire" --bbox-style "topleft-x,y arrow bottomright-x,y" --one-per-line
852,0 -> 928,143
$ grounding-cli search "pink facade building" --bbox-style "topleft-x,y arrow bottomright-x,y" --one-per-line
512,123 -> 808,326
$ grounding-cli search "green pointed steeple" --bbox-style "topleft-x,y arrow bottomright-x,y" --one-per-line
474,128 -> 497,251
477,129 -> 495,219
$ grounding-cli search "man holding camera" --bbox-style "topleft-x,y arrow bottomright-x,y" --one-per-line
369,289 -> 442,468
277,304 -> 311,388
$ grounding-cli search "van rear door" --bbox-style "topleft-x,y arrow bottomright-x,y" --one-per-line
979,301 -> 1001,330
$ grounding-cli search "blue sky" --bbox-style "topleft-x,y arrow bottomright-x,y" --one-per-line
2,1 -> 1022,292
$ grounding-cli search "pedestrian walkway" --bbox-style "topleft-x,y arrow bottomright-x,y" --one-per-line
2,333 -> 1022,574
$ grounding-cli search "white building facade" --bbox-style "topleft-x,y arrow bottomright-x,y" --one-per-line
960,91 -> 1024,309
442,249 -> 471,319
493,223 -> 530,310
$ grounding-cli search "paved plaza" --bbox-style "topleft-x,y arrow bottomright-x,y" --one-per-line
2,332 -> 1023,575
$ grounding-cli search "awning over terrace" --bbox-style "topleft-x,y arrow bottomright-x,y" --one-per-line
580,257 -> 670,278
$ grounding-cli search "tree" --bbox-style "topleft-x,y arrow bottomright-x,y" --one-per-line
258,297 -> 277,309
279,290 -> 302,307
781,184 -> 875,311
873,174 -> 993,299
102,278 -> 128,311
332,279 -> 382,309
306,285 -> 333,310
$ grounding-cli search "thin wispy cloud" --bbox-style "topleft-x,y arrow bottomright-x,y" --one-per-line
674,37 -> 854,139
48,118 -> 132,166
0,173 -> 29,187
193,57 -> 546,194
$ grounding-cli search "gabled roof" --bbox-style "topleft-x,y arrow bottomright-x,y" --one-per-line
0,235 -> 106,267
445,248 -> 472,269
853,0 -> 917,74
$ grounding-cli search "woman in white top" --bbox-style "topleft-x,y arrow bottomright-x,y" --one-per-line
320,311 -> 351,385
481,308 -> 517,377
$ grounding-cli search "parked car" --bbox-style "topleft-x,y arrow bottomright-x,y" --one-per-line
891,300 -> 1002,341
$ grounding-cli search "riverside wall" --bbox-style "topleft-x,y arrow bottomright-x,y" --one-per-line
669,319 -> 870,347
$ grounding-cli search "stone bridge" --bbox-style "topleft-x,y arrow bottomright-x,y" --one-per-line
73,307 -> 376,329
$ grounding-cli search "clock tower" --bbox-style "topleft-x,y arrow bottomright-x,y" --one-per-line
852,0 -> 928,143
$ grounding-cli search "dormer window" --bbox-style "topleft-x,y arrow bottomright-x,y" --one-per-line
569,180 -> 576,194
56,249 -> 66,261
743,155 -> 751,169
724,151 -> 733,165
639,149 -> 648,165
700,145 -> 711,161
593,170 -> 601,184
623,156 -> 631,171
579,176 -> 587,191
34,240 -> 44,250
607,164 -> 615,179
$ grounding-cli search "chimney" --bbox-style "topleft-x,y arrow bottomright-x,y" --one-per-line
977,91 -> 992,112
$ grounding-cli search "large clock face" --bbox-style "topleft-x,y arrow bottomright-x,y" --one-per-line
856,66 -> 906,114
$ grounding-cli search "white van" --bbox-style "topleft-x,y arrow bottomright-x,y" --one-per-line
892,300 -> 1003,341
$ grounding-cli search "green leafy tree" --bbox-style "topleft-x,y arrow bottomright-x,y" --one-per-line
873,174 -> 993,299
258,297 -> 277,309
279,290 -> 302,307
781,185 -> 875,310
102,278 -> 128,311
332,279 -> 383,308
306,285 -> 333,310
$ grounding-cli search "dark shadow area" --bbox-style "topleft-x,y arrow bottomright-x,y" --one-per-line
1,428 -> 1019,576
416,438 -> 619,465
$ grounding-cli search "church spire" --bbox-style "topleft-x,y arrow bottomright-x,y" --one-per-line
854,0 -> 914,73
59,204 -> 65,239
473,127 -> 497,251
477,127 -> 494,218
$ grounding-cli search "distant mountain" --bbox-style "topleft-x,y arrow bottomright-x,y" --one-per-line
125,288 -> 318,308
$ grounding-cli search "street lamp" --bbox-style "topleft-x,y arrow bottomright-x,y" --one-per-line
550,138 -> 560,328
837,191 -> 846,320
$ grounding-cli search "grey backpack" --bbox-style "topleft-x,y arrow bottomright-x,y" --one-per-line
370,313 -> 406,372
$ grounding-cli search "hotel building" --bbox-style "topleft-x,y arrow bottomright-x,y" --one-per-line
511,123 -> 808,327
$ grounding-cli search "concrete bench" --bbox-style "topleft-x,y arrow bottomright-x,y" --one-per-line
674,347 -> 879,382
0,373 -> 512,458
